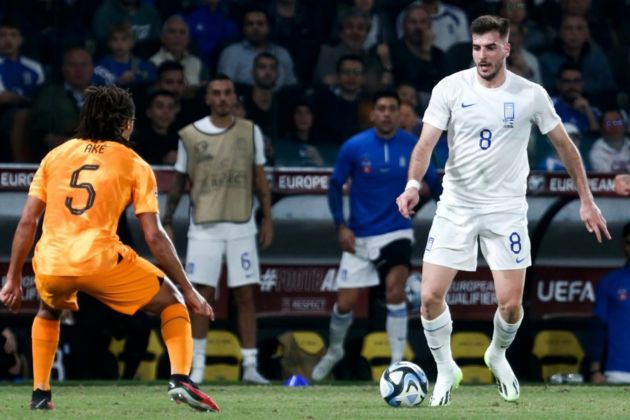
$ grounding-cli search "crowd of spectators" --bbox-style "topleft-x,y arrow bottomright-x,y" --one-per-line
0,0 -> 629,173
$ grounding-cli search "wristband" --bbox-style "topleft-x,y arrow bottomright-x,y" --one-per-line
405,179 -> 421,191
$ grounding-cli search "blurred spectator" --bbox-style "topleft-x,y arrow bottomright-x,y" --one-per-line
353,0 -> 394,50
539,15 -> 615,101
274,100 -> 337,167
217,7 -> 297,87
399,100 -> 421,137
150,15 -> 204,86
536,122 -> 585,172
385,3 -> 446,100
396,83 -> 418,110
29,48 -> 104,160
542,0 -> 617,53
552,63 -> 600,135
269,0 -> 327,85
589,110 -> 630,173
498,0 -> 549,52
606,41 -> 630,112
237,52 -> 297,162
0,325 -> 23,380
590,222 -> 630,384
315,54 -> 370,146
0,20 -> 44,162
132,89 -> 179,165
184,0 -> 239,71
143,60 -> 206,130
506,21 -> 541,84
93,0 -> 162,56
313,7 -> 381,88
396,0 -> 469,52
237,52 -> 280,140
94,22 -> 156,88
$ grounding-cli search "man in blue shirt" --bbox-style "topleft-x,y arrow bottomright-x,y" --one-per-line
0,20 -> 44,162
312,90 -> 440,381
590,222 -> 630,384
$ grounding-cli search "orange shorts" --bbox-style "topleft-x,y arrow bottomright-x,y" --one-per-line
34,248 -> 163,315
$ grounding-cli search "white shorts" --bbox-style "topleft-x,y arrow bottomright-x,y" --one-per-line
335,229 -> 414,289
185,235 -> 260,288
422,202 -> 531,271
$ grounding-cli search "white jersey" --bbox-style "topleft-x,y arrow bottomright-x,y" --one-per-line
423,68 -> 560,208
174,116 -> 266,240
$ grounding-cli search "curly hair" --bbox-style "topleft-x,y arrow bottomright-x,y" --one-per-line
75,86 -> 135,142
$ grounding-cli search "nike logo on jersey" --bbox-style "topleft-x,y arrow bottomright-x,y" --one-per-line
461,103 -> 475,108
515,257 -> 526,263
429,345 -> 444,351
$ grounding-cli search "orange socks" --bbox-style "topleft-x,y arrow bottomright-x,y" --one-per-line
31,317 -> 60,391
161,303 -> 192,375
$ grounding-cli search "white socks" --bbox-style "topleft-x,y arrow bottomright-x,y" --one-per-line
328,304 -> 353,355
386,302 -> 408,364
488,308 -> 523,360
190,337 -> 207,383
421,306 -> 455,370
241,348 -> 259,368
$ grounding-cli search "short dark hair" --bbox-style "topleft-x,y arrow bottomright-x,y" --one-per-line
0,19 -> 20,32
254,52 -> 278,67
372,90 -> 400,107
156,60 -> 184,80
209,73 -> 233,85
75,86 -> 135,143
470,15 -> 510,40
557,62 -> 582,78
336,54 -> 364,73
147,89 -> 176,106
242,7 -> 269,27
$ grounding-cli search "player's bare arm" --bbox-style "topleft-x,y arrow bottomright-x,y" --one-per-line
547,123 -> 611,242
161,171 -> 186,239
253,164 -> 273,249
396,123 -> 442,218
137,212 -> 214,320
0,196 -> 45,313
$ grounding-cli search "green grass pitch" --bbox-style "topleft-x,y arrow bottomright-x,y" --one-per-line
1,382 -> 629,419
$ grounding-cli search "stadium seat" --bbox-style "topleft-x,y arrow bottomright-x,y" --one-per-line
451,331 -> 493,384
136,330 -> 164,380
532,330 -> 585,381
203,330 -> 243,382
275,331 -> 326,379
360,332 -> 415,381
109,329 -> 164,380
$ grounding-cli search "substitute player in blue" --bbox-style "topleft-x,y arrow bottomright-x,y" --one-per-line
312,90 -> 440,381
590,222 -> 630,384
397,15 -> 610,406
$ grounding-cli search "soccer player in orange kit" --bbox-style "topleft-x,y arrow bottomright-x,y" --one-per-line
0,86 -> 219,412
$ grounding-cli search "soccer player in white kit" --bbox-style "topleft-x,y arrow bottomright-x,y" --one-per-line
396,15 -> 611,406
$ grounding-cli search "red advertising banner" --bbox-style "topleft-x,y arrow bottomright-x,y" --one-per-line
0,165 -> 620,197
529,266 -> 611,319
1,262 -> 613,320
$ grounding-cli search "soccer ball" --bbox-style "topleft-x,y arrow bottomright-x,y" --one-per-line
379,361 -> 428,407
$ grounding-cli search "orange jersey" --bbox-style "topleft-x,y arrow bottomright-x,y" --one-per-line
29,139 -> 159,276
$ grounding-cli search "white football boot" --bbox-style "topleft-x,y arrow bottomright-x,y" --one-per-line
484,348 -> 520,402
311,349 -> 344,381
429,362 -> 463,407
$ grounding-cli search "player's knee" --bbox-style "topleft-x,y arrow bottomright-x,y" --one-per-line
498,302 -> 523,320
385,285 -> 405,304
420,290 -> 445,314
